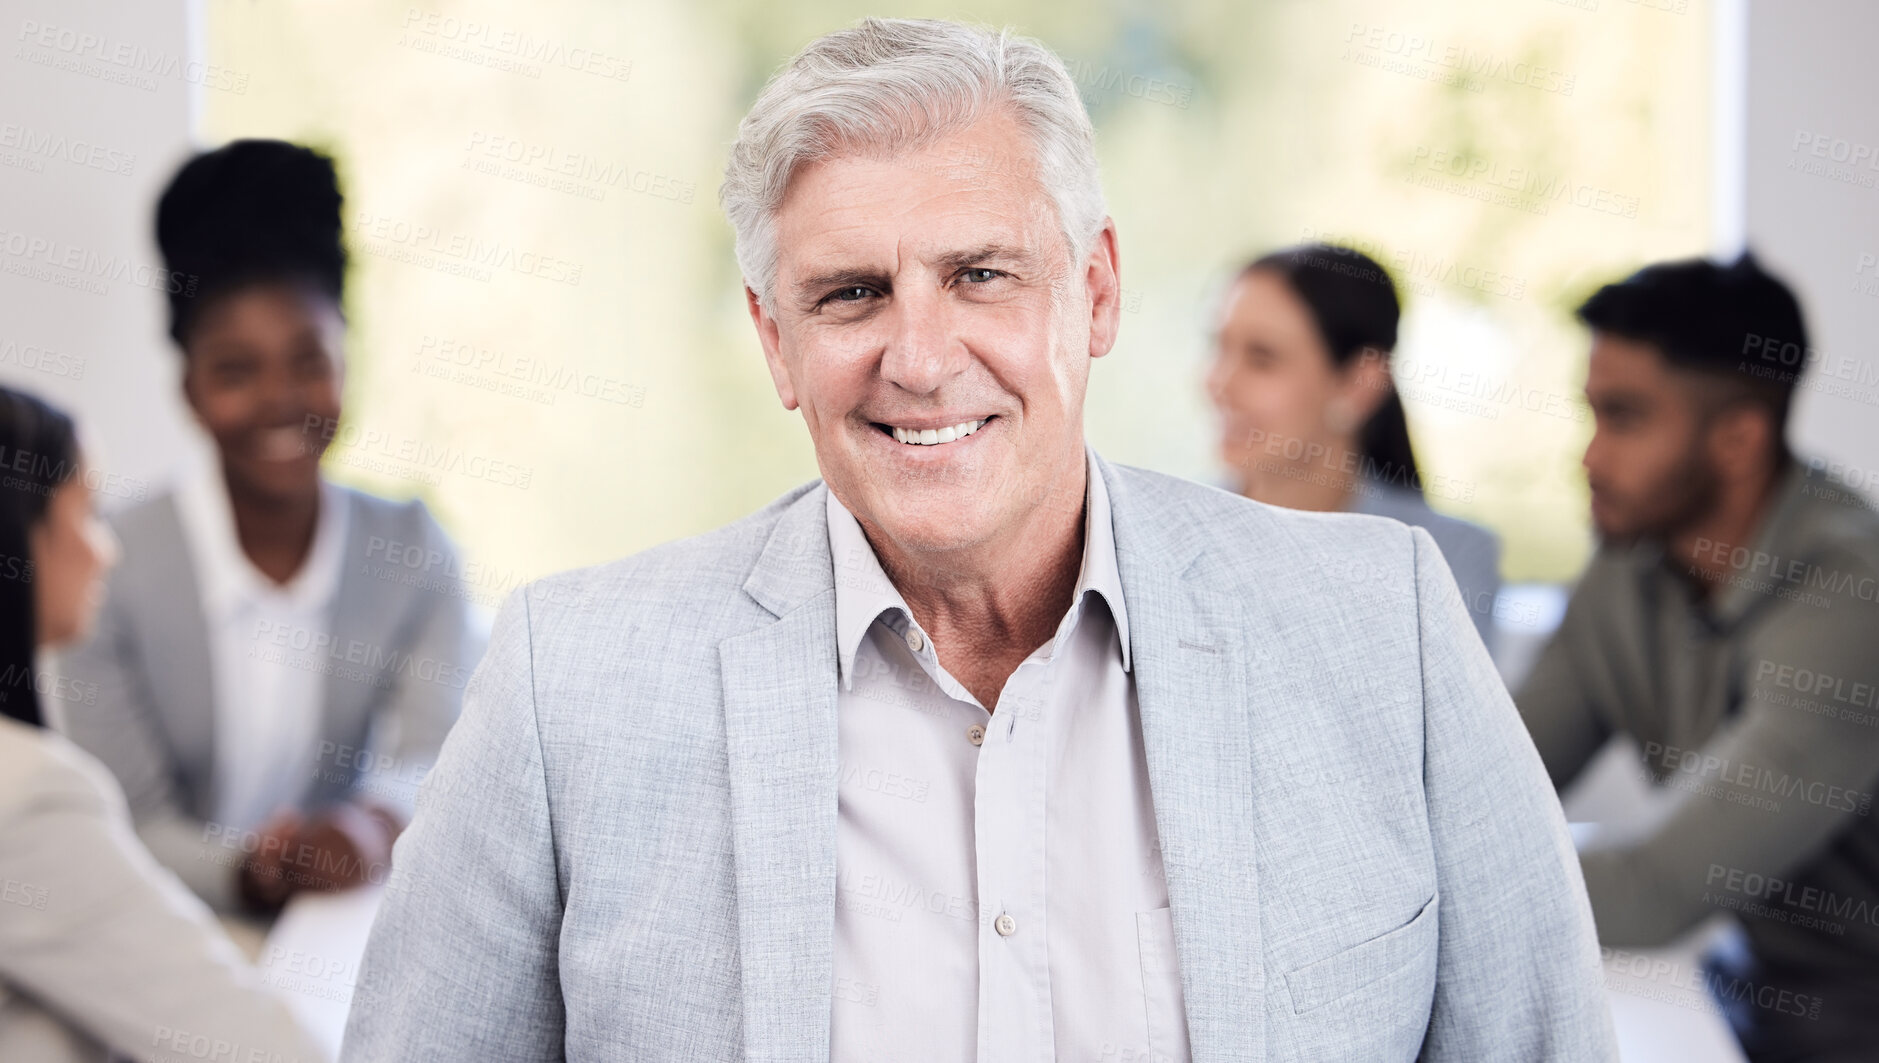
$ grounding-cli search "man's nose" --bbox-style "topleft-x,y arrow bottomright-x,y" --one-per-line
879,288 -> 964,394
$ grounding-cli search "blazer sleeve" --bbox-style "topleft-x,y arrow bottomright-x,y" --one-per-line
0,731 -> 328,1063
349,532 -> 481,821
341,588 -> 565,1062
1408,527 -> 1618,1061
51,574 -> 245,913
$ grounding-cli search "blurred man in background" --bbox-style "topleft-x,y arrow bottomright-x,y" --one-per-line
1518,253 -> 1879,1062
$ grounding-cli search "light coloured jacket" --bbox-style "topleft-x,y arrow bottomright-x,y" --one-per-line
343,455 -> 1617,1061
0,717 -> 327,1063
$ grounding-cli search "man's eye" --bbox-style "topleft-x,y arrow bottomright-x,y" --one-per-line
829,286 -> 873,303
961,268 -> 1003,284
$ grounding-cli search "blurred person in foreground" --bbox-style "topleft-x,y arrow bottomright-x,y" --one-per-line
344,17 -> 1613,1062
55,139 -> 477,918
1518,252 -> 1879,1062
1206,243 -> 1502,651
0,387 -> 327,1063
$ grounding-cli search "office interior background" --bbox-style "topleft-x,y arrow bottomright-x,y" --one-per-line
3,1 -> 1877,1060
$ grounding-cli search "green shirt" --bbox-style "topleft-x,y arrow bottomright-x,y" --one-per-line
1517,459 -> 1879,978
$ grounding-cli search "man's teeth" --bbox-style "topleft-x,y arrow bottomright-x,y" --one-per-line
891,419 -> 985,446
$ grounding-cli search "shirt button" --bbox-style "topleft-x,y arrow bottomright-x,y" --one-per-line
994,913 -> 1017,937
904,628 -> 925,653
966,724 -> 985,746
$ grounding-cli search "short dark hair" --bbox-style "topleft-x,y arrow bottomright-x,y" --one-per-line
154,138 -> 347,348
1576,251 -> 1807,451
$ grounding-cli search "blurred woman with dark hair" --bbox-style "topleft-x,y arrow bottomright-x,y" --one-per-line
0,386 -> 326,1062
57,139 -> 476,917
1206,243 -> 1503,648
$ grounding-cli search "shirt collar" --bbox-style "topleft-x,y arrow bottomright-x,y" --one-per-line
827,444 -> 1130,691
175,456 -> 352,623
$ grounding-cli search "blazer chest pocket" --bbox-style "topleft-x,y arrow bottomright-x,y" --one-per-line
1283,890 -> 1439,1014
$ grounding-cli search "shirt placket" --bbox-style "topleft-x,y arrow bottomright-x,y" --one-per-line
973,655 -> 1054,1063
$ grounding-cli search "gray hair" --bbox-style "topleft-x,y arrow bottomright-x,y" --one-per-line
720,18 -> 1106,309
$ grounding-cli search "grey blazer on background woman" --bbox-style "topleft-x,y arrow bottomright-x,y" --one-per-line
343,455 -> 1615,1061
1352,480 -> 1502,650
51,486 -> 481,912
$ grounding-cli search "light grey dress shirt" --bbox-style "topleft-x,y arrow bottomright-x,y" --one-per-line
827,446 -> 1190,1062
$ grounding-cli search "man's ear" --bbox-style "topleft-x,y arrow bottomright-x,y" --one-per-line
1084,219 -> 1122,360
745,285 -> 798,411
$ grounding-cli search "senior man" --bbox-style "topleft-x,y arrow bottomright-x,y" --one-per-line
344,18 -> 1615,1062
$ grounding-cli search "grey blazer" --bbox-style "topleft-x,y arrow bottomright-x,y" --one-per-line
343,455 -> 1616,1061
52,486 -> 479,912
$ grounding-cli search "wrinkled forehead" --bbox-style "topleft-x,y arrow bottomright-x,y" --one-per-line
771,112 -> 1066,276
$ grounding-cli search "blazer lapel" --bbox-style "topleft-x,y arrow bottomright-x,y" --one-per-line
719,483 -> 841,1063
316,492 -> 388,805
1104,456 -> 1267,1063
140,494 -> 220,817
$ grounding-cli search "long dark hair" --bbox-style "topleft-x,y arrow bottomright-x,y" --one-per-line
0,387 -> 81,728
1245,243 -> 1423,495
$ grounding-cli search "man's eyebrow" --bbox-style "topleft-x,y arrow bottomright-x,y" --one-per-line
931,243 -> 1037,273
790,267 -> 892,304
788,244 -> 1039,304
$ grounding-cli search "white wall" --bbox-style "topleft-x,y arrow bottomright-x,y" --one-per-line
1743,0 -> 1879,500
0,0 -> 199,511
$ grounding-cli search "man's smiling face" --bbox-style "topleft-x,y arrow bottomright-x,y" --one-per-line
745,106 -> 1119,562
